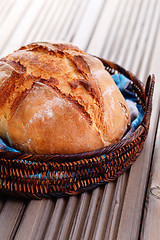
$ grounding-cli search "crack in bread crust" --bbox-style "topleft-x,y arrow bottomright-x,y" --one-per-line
19,42 -> 103,106
5,59 -> 26,73
39,78 -> 93,125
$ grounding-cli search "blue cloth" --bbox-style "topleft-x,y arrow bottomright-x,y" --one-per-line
112,74 -> 137,101
112,74 -> 144,130
0,138 -> 19,152
0,74 -> 144,152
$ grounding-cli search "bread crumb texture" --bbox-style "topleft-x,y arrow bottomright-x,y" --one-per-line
0,42 -> 130,154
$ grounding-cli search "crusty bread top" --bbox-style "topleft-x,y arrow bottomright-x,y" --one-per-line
0,42 -> 130,154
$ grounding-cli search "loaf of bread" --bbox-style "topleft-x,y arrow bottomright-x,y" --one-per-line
0,42 -> 130,154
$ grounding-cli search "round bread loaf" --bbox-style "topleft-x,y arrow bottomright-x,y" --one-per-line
0,42 -> 130,154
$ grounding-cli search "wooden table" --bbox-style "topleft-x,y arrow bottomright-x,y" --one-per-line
0,0 -> 160,239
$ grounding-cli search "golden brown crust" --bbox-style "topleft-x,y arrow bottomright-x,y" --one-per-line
7,82 -> 104,154
0,42 -> 130,154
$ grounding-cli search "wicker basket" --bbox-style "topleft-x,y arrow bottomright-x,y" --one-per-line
0,59 -> 155,199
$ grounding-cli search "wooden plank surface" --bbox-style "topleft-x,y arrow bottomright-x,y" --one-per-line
0,198 -> 26,240
140,115 -> 160,240
15,200 -> 54,240
140,20 -> 160,240
0,0 -> 160,239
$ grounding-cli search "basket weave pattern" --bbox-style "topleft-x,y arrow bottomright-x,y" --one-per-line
0,59 -> 155,199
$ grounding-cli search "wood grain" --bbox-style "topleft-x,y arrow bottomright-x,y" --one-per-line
140,116 -> 160,240
140,19 -> 160,240
0,199 -> 26,240
15,199 -> 54,240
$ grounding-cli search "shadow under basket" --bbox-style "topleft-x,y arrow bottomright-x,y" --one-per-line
0,59 -> 155,199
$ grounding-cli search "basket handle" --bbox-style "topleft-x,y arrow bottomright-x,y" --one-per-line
142,74 -> 155,129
